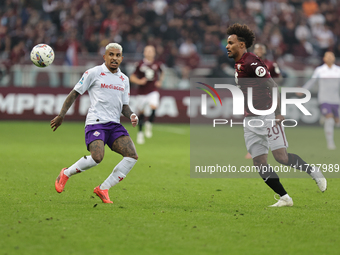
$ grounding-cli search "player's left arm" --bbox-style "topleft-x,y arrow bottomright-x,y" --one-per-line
122,105 -> 138,127
272,63 -> 283,85
264,78 -> 284,125
121,77 -> 138,127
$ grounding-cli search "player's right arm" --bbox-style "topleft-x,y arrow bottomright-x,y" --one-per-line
302,67 -> 319,90
50,90 -> 80,131
51,68 -> 94,131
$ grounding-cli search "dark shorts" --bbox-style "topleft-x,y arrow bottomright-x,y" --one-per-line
320,103 -> 339,118
85,122 -> 129,151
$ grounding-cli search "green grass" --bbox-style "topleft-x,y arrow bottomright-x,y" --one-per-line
0,121 -> 339,255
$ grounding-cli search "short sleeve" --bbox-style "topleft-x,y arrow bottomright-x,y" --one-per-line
74,69 -> 95,95
247,60 -> 271,78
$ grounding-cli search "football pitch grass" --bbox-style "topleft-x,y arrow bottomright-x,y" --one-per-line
1,121 -> 339,254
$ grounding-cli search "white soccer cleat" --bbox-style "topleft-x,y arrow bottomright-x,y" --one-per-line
310,167 -> 327,192
145,121 -> 153,138
137,131 -> 145,144
327,143 -> 336,150
269,194 -> 293,207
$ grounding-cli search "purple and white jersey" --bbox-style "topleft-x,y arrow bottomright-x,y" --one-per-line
303,64 -> 340,104
74,63 -> 130,125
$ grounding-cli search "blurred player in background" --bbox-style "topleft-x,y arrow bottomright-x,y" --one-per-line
130,45 -> 164,144
245,43 -> 282,159
51,43 -> 139,204
302,51 -> 340,150
254,43 -> 282,82
226,23 -> 326,207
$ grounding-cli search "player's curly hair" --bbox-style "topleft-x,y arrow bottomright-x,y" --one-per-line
226,23 -> 255,49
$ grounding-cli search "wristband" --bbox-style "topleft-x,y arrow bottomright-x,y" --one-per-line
130,113 -> 138,125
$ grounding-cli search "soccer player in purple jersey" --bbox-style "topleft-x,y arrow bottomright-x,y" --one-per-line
51,43 -> 139,204
225,23 -> 327,207
302,51 -> 340,150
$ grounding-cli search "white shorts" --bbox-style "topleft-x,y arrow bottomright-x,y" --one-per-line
244,113 -> 288,158
135,91 -> 160,113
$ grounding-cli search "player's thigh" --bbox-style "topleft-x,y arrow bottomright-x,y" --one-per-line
244,123 -> 269,158
331,104 -> 339,119
111,135 -> 138,159
89,139 -> 105,163
136,95 -> 148,113
147,91 -> 160,109
268,124 -> 288,151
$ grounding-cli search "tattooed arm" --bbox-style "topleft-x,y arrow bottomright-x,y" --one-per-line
50,90 -> 80,131
122,104 -> 138,127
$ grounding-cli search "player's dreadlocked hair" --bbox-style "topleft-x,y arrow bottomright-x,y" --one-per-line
226,23 -> 255,49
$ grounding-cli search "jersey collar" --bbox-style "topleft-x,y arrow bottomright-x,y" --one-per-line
101,63 -> 121,75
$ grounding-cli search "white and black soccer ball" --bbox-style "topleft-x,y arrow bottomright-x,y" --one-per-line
30,44 -> 55,67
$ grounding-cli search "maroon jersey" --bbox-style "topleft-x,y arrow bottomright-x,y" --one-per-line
133,59 -> 163,95
263,59 -> 281,78
234,52 -> 272,117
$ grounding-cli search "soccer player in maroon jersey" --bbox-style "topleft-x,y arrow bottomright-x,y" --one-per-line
245,43 -> 282,159
130,45 -> 164,144
225,23 -> 327,207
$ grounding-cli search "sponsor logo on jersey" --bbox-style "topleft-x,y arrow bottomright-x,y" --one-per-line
79,76 -> 85,85
250,62 -> 258,66
255,66 -> 266,77
119,75 -> 125,81
100,72 -> 106,76
237,64 -> 241,70
100,83 -> 125,92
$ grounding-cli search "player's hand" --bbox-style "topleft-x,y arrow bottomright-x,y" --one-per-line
130,114 -> 139,127
275,114 -> 285,126
139,77 -> 148,85
50,115 -> 64,132
155,80 -> 162,88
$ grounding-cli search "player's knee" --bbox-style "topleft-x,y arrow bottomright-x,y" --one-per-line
130,154 -> 138,160
92,154 -> 104,164
253,156 -> 267,167
274,154 -> 288,165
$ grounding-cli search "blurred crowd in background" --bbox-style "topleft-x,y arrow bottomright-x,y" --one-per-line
1,0 -> 340,87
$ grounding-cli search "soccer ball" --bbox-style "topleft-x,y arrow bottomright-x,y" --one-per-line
30,44 -> 55,67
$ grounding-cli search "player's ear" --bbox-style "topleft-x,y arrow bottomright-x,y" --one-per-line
240,41 -> 246,49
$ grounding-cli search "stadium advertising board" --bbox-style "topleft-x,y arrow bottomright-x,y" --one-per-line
1,86 -> 320,125
0,88 -> 189,123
